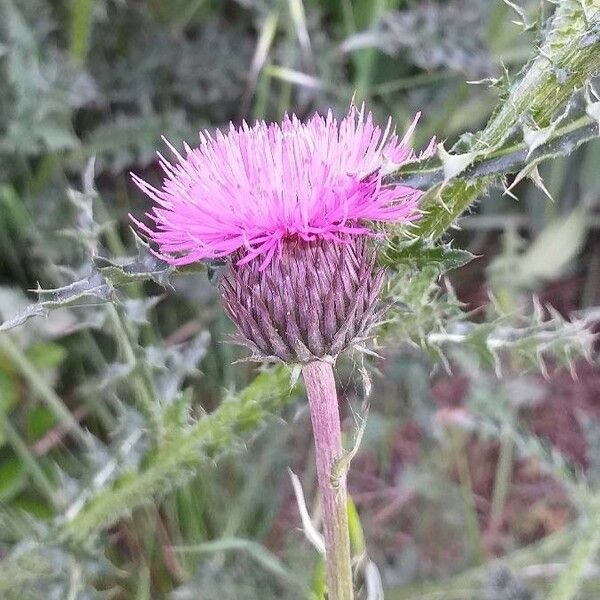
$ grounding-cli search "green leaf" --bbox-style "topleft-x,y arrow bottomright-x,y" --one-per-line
0,241 -> 209,332
381,238 -> 475,273
347,495 -> 366,555
160,389 -> 193,434
26,407 -> 56,443
94,232 -> 209,287
93,234 -> 175,287
0,458 -> 26,502
388,2 -> 600,241
516,209 -> 587,285
69,0 -> 93,62
0,370 -> 18,415
310,557 -> 327,600
60,367 -> 295,542
0,269 -> 114,332
10,495 -> 54,519
25,342 -> 67,370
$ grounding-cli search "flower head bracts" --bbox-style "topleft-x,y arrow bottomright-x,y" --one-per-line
132,105 -> 434,269
220,236 -> 385,363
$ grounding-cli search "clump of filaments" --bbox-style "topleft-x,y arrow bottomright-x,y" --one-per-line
219,235 -> 384,363
131,106 -> 435,270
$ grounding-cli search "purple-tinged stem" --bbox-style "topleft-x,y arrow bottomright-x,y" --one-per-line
302,360 -> 353,600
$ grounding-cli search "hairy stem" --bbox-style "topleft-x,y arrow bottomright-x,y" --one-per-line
302,361 -> 353,600
390,116 -> 599,191
393,1 -> 600,241
60,367 -> 291,542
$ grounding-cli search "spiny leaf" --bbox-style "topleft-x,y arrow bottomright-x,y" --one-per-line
389,116 -> 599,192
0,237 -> 210,331
389,1 -> 600,240
59,366 -> 294,543
0,269 -> 113,332
425,301 -> 594,377
501,0 -> 537,31
92,233 -> 176,287
381,238 -> 475,273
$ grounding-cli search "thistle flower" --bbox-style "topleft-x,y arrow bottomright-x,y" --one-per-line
132,105 -> 434,600
132,105 -> 434,363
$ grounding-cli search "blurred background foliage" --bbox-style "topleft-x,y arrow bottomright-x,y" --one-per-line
0,0 -> 599,598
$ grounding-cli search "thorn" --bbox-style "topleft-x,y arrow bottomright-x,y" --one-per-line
289,364 -> 302,389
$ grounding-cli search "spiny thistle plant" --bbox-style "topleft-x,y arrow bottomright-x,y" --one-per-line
131,106 -> 436,599
1,1 -> 600,599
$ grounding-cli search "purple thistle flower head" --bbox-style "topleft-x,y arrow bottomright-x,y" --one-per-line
131,105 -> 434,269
133,105 -> 434,363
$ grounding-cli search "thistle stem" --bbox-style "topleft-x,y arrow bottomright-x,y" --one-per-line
302,360 -> 353,600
